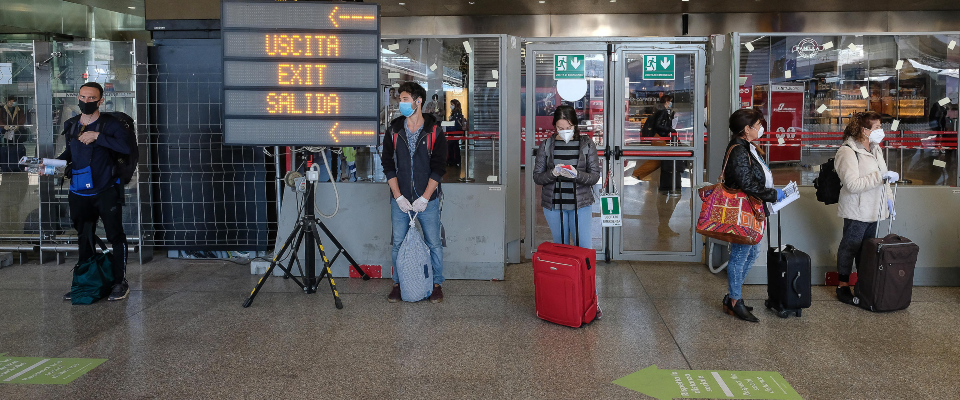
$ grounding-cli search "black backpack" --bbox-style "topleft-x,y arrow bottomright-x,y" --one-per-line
813,144 -> 855,205
640,109 -> 672,138
62,112 -> 139,185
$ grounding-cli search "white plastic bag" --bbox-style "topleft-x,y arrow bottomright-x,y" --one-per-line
396,212 -> 433,302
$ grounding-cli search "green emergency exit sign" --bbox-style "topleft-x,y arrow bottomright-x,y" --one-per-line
601,194 -> 622,227
554,54 -> 585,79
643,54 -> 675,80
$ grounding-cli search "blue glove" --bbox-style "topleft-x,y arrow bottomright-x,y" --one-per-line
775,189 -> 786,202
887,199 -> 896,219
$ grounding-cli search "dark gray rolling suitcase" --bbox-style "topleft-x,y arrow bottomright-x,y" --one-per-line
764,214 -> 812,318
855,183 -> 918,312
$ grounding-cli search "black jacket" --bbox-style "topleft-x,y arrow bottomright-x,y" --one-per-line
381,113 -> 447,201
58,114 -> 131,195
722,137 -> 778,205
642,108 -> 675,137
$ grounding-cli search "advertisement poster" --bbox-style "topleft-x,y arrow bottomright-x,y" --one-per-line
768,84 -> 804,163
739,75 -> 753,109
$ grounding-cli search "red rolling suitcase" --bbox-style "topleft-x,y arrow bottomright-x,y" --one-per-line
533,178 -> 598,328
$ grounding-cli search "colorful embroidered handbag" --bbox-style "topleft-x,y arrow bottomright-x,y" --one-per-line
696,145 -> 766,245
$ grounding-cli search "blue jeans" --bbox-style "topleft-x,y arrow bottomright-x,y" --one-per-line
391,197 -> 444,286
543,206 -> 592,248
727,242 -> 762,300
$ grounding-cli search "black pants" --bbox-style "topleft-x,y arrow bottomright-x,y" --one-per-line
836,218 -> 878,282
447,136 -> 461,166
69,185 -> 127,285
658,160 -> 683,191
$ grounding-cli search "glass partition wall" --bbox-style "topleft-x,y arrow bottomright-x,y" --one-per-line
46,41 -> 140,243
351,36 -> 504,185
735,33 -> 960,187
0,42 -> 37,240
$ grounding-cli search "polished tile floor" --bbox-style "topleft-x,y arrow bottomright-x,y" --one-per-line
2,258 -> 959,399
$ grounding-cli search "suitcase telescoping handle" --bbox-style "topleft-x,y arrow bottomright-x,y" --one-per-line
874,181 -> 897,237
766,207 -> 785,261
554,175 -> 580,247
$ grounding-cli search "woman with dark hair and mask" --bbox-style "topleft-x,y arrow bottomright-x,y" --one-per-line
721,108 -> 785,322
833,111 -> 896,306
446,99 -> 466,166
532,104 -> 601,248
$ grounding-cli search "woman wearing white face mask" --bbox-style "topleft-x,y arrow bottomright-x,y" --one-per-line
532,105 -> 601,247
720,109 -> 785,323
833,111 -> 896,306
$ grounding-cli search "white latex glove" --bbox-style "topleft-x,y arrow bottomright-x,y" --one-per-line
882,171 -> 899,183
395,196 -> 413,213
412,196 -> 429,213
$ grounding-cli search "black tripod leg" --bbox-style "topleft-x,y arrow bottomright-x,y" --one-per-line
311,221 -> 343,309
283,226 -> 308,282
314,218 -> 370,280
243,222 -> 303,308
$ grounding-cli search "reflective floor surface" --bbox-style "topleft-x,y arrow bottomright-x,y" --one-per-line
2,257 -> 959,399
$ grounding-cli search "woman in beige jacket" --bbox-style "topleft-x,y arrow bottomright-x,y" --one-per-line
834,111 -> 897,305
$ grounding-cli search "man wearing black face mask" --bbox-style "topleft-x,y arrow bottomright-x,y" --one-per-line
45,82 -> 132,302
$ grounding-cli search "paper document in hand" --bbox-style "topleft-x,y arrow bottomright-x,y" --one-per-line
771,181 -> 799,214
554,164 -> 578,178
782,181 -> 799,197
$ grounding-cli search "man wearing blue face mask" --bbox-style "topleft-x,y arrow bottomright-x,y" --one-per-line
381,82 -> 448,303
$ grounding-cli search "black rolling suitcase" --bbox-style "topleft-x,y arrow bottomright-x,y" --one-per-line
855,183 -> 918,312
764,213 -> 812,318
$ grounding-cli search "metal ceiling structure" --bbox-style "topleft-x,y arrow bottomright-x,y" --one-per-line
370,0 -> 960,17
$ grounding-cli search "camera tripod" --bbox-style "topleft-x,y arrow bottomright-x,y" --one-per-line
243,179 -> 369,309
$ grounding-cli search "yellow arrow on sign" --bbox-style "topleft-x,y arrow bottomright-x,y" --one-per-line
328,6 -> 374,28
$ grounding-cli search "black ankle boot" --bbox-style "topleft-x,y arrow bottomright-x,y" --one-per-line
836,286 -> 858,306
723,294 -> 753,312
724,298 -> 759,322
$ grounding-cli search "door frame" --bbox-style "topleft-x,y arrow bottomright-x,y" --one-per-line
609,44 -> 706,262
523,39 -> 708,262
524,43 -> 609,259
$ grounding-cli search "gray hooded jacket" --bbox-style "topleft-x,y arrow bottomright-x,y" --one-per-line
533,136 -> 602,210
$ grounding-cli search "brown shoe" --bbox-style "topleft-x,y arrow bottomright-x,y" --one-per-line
429,285 -> 444,303
388,284 -> 401,303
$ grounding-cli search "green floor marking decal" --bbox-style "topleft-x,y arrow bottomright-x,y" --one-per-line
0,355 -> 107,384
614,365 -> 803,400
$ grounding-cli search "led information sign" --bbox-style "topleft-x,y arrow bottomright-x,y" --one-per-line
221,0 -> 380,146
224,91 -> 377,117
223,61 -> 378,88
223,32 -> 379,60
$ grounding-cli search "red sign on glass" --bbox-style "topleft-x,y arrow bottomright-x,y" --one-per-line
768,84 -> 804,163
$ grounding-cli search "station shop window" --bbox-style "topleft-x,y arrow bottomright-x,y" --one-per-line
738,34 -> 959,187
344,37 -> 500,184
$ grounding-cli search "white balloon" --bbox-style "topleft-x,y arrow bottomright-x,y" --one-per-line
556,79 -> 588,102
